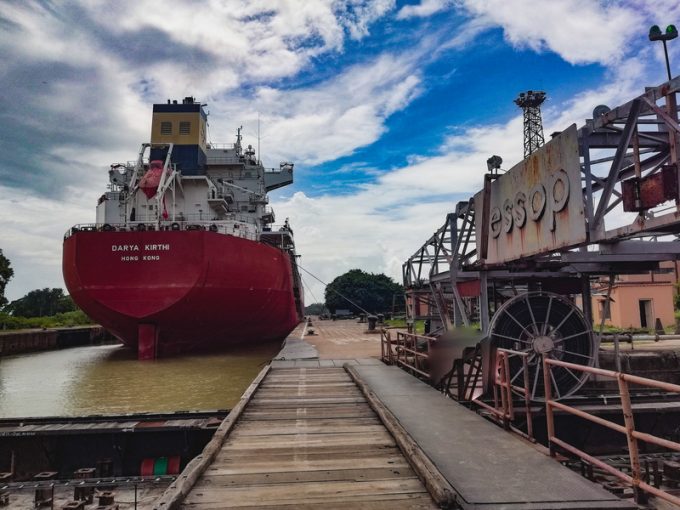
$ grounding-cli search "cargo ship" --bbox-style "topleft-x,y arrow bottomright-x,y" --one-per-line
63,97 -> 304,359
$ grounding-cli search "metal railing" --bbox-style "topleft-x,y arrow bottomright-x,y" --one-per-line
381,329 -> 437,379
542,357 -> 680,506
472,348 -> 534,440
64,221 -> 259,241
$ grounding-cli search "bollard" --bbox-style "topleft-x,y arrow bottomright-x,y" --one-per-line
97,491 -> 116,506
377,313 -> 384,324
33,472 -> 57,508
654,318 -> 664,337
73,468 -> 95,503
367,315 -> 378,331
61,501 -> 84,510
358,313 -> 366,323
664,460 -> 680,487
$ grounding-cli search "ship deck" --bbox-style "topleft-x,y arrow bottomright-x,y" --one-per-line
154,320 -> 634,510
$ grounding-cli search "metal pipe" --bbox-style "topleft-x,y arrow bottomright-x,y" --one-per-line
550,436 -> 633,483
542,356 -> 555,456
549,400 -> 627,434
502,353 -> 514,421
545,358 -> 680,392
617,376 -> 642,501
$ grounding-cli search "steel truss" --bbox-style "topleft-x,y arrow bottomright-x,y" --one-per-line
401,76 -> 680,401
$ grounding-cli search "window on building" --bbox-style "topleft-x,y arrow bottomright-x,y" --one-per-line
179,121 -> 191,135
160,122 -> 172,135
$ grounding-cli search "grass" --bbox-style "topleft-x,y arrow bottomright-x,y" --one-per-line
0,310 -> 94,331
384,318 -> 426,334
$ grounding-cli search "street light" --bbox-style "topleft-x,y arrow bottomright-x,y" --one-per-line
649,24 -> 678,81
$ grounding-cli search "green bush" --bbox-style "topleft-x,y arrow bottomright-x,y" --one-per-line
0,309 -> 93,330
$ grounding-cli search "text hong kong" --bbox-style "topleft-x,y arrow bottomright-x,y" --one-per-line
111,244 -> 170,262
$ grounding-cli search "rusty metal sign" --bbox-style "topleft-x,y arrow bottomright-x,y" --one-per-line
474,124 -> 586,265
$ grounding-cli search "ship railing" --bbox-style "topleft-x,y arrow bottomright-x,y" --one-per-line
206,143 -> 236,150
65,221 -> 259,241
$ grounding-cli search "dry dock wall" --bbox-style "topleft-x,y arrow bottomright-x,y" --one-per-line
0,326 -> 115,356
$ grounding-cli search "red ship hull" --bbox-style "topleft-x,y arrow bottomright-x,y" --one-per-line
63,230 -> 301,358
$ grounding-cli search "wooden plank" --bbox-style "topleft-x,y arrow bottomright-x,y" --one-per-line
182,492 -> 437,510
255,389 -> 364,397
183,478 -> 428,506
198,466 -> 416,486
259,382 -> 356,388
230,417 -> 380,429
212,446 -> 405,463
240,405 -> 375,421
214,442 -> 401,458
221,431 -> 394,449
249,397 -> 367,406
229,423 -> 386,436
205,455 -> 411,475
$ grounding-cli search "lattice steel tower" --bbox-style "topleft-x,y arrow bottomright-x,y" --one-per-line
514,90 -> 546,158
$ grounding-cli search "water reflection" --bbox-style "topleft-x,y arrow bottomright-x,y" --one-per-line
0,342 -> 280,418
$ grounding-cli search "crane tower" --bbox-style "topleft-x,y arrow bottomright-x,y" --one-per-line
514,90 -> 546,158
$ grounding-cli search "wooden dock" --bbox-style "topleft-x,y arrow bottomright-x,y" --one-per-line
173,364 -> 436,509
155,320 -> 635,510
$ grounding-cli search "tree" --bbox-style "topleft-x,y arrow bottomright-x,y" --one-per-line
0,249 -> 13,308
304,302 -> 328,315
325,269 -> 403,315
5,288 -> 77,317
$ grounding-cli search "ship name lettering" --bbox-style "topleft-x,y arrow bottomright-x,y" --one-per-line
120,256 -> 138,262
144,244 -> 170,251
143,255 -> 160,261
112,244 -> 140,252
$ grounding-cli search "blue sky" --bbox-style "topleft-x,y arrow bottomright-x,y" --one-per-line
1,0 -> 679,303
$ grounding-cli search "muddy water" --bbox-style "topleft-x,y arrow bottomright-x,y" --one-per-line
0,342 -> 280,418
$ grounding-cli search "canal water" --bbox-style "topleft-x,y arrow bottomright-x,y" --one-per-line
0,342 -> 280,418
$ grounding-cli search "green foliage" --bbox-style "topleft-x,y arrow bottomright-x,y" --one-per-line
384,318 -> 426,334
325,269 -> 403,315
0,309 -> 93,330
304,302 -> 328,315
0,249 -> 13,308
5,288 -> 76,317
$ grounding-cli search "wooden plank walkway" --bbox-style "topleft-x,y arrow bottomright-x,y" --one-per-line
179,367 -> 437,509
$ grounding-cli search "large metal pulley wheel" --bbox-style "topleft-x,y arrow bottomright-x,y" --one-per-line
489,292 -> 595,401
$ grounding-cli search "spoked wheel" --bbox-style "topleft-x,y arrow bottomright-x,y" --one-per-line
489,292 -> 595,401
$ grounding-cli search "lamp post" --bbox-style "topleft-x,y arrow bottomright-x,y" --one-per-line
649,24 -> 678,81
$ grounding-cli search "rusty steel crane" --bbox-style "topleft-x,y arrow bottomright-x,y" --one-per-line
398,76 -> 680,402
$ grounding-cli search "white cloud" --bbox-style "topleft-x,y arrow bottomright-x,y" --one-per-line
277,59 -> 657,302
454,0 -> 640,65
0,187 -> 93,301
397,0 -> 452,20
207,52 -> 424,165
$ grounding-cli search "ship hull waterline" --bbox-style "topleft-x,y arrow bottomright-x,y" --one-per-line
63,230 -> 300,359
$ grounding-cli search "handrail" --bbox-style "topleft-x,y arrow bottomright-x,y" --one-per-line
64,221 -> 259,241
473,348 -> 533,440
380,329 -> 437,379
543,356 -> 680,506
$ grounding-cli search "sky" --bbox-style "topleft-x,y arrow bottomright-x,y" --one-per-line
1,0 -> 679,305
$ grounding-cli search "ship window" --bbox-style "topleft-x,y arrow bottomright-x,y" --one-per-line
179,121 -> 191,135
160,122 -> 172,135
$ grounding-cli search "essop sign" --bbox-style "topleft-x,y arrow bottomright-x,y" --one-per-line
474,124 -> 586,265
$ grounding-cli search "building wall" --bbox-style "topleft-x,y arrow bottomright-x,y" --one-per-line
592,282 -> 675,329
